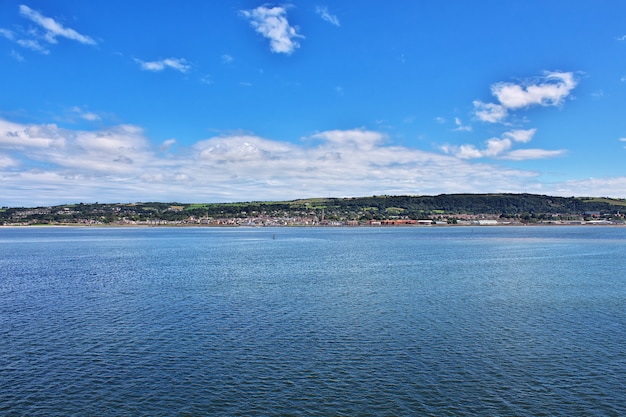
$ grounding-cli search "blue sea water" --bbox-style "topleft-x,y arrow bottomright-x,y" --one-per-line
1,226 -> 625,416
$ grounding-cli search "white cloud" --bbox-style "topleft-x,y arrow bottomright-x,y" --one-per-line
310,129 -> 385,150
556,176 -> 626,198
448,144 -> 482,159
3,117 -> 625,205
442,128 -> 559,161
0,154 -> 18,168
1,5 -> 94,54
473,100 -> 508,123
443,138 -> 511,159
316,6 -> 340,26
0,28 -> 15,40
81,113 -> 100,121
221,54 -> 234,64
18,5 -> 96,46
492,71 -> 577,109
454,117 -> 472,132
502,129 -> 536,143
241,6 -> 303,54
72,107 -> 100,121
135,57 -> 190,73
474,72 -> 577,123
501,149 -> 566,160
3,118 -> 557,206
17,38 -> 49,54
0,119 -> 152,176
484,138 -> 512,156
195,135 -> 295,164
0,119 -> 67,149
160,139 -> 177,152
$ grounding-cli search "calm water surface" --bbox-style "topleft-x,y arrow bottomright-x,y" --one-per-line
1,226 -> 625,416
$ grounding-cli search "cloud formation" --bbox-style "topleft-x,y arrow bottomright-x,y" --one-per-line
472,101 -> 507,124
503,129 -> 536,143
18,5 -> 96,46
441,128 -> 564,160
0,26 -> 50,54
18,38 -> 49,54
316,6 -> 340,26
134,57 -> 190,73
0,29 -> 15,42
454,117 -> 472,132
447,73 -> 576,163
2,118 -> 556,206
72,107 -> 100,122
241,6 -> 303,54
1,5 -> 96,55
493,72 -> 577,109
500,149 -> 566,161
3,117 -> 625,206
474,72 -> 577,123
0,154 -> 18,168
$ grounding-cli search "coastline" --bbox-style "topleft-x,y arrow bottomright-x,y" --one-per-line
2,222 -> 624,228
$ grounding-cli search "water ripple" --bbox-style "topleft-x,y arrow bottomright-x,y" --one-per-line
1,227 -> 625,416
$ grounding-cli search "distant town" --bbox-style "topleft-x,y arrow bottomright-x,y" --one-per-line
2,194 -> 626,226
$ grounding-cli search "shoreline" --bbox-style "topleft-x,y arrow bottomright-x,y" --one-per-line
2,222 -> 624,228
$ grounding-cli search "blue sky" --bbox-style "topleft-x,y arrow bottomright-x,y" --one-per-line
1,1 -> 626,206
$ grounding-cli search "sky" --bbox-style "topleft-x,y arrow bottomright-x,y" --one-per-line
1,1 -> 626,206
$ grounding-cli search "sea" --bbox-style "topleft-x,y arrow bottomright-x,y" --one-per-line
1,226 -> 625,416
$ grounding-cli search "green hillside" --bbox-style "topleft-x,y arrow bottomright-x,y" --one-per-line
2,193 -> 625,225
